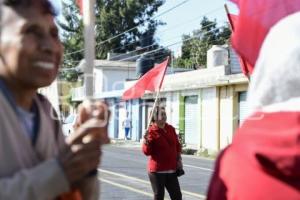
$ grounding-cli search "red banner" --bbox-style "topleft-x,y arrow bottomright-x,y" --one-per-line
122,57 -> 169,100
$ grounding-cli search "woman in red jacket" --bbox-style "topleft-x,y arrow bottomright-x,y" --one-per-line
142,106 -> 182,200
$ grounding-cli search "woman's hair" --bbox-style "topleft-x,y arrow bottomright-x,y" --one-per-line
3,0 -> 56,16
150,106 -> 166,123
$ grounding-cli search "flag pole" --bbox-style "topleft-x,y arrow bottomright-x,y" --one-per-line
145,57 -> 169,132
83,0 -> 95,99
146,88 -> 161,130
224,4 -> 250,80
224,4 -> 234,30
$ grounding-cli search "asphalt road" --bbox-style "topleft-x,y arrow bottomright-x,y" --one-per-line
98,145 -> 215,200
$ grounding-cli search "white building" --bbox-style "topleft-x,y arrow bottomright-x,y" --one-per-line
72,60 -> 136,101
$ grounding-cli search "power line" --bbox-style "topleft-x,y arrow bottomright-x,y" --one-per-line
64,0 -> 192,57
118,25 -> 228,62
107,7 -> 224,54
62,22 -> 226,66
109,21 -> 219,61
157,6 -> 224,36
61,24 -> 229,67
62,23 -> 226,67
65,5 -> 223,57
152,0 -> 190,19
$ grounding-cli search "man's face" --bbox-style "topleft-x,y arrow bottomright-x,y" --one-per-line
0,4 -> 63,89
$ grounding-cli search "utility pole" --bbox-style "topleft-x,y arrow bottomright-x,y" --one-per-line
83,0 -> 95,99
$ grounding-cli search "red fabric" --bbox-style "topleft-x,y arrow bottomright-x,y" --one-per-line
230,0 -> 300,68
238,56 -> 252,76
207,111 -> 300,200
230,0 -> 239,4
227,13 -> 253,76
76,0 -> 83,15
206,149 -> 228,200
227,13 -> 238,30
142,123 -> 181,172
122,58 -> 169,100
58,190 -> 82,200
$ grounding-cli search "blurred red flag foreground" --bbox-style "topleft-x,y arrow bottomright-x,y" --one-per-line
76,0 -> 83,15
230,0 -> 300,70
122,57 -> 169,100
227,13 -> 253,76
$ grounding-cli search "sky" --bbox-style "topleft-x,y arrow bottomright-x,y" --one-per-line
154,0 -> 238,55
52,0 -> 238,56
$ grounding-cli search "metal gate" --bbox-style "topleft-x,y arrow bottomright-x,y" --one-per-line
184,95 -> 200,148
238,91 -> 249,126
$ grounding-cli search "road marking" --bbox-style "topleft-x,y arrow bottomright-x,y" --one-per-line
98,168 -> 206,199
99,178 -> 154,198
183,164 -> 213,172
99,169 -> 149,184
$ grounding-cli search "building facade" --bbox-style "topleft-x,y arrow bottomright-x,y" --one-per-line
68,46 -> 250,155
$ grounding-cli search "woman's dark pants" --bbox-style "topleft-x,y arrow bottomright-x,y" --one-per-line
148,172 -> 182,200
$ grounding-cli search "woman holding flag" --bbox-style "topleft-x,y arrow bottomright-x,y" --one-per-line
142,106 -> 183,200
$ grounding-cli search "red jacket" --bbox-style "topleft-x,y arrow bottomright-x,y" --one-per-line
207,111 -> 300,200
142,123 -> 181,172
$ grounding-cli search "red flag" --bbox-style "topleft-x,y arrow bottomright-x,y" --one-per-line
229,0 -> 239,4
228,14 -> 238,30
230,0 -> 300,68
122,57 -> 169,100
227,13 -> 253,76
76,0 -> 83,15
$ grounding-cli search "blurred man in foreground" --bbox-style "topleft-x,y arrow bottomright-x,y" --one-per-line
0,0 -> 109,199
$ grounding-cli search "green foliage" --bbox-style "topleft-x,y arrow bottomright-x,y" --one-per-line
60,70 -> 79,82
66,94 -> 80,108
59,0 -> 166,74
175,17 -> 231,69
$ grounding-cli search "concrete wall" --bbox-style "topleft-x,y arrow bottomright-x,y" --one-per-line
131,99 -> 142,141
94,70 -> 103,94
102,69 -> 136,92
93,68 -> 136,95
106,98 -> 119,139
201,87 -> 218,153
167,92 -> 180,134
218,84 -> 249,150
219,85 -> 235,150
118,101 -> 126,139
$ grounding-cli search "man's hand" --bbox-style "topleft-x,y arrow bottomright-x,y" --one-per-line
73,100 -> 110,144
59,100 -> 110,187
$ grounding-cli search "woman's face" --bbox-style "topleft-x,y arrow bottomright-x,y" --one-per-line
155,108 -> 167,127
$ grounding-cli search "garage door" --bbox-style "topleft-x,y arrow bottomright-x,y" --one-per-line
184,95 -> 200,148
238,91 -> 249,126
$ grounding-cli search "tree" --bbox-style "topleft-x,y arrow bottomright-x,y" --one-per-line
59,0 -> 166,71
175,17 -> 231,68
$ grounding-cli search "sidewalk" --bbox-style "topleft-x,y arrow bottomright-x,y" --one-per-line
108,139 -> 215,160
109,138 -> 142,148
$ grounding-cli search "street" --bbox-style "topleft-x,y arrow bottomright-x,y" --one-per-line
98,145 -> 214,200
